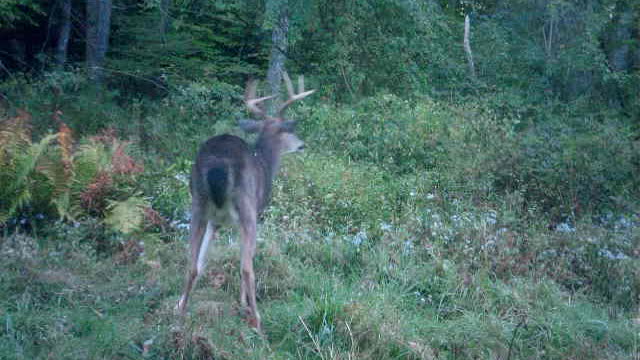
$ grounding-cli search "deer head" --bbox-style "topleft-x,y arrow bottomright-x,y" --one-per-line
239,72 -> 314,154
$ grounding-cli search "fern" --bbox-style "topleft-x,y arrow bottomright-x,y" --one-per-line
72,142 -> 111,191
51,191 -> 82,222
11,134 -> 58,190
0,134 -> 58,223
0,121 -> 146,226
104,196 -> 149,234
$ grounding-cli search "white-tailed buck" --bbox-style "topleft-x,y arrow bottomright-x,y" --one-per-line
176,73 -> 314,331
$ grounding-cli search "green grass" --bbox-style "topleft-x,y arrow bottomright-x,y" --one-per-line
1,87 -> 639,359
2,199 -> 639,359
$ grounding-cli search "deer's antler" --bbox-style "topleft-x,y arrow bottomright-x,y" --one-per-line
276,72 -> 315,119
245,78 -> 276,119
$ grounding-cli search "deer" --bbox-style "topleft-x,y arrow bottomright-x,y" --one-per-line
175,73 -> 314,331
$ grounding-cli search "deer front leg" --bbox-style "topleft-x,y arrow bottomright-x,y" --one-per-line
239,211 -> 260,331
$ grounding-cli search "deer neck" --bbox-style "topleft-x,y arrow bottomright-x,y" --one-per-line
254,134 -> 282,185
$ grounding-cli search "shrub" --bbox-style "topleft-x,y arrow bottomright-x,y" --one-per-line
518,117 -> 640,217
299,94 -> 450,174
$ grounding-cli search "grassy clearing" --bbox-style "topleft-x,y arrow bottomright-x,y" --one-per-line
1,91 -> 639,359
2,179 -> 639,359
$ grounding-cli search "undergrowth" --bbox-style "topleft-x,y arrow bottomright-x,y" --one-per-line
1,77 -> 639,359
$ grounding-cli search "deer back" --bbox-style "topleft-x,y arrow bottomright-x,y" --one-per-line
191,134 -> 270,225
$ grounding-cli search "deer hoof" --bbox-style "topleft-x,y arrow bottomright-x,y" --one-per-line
246,316 -> 261,332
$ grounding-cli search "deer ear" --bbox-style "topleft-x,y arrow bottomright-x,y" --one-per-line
278,120 -> 297,132
238,120 -> 263,133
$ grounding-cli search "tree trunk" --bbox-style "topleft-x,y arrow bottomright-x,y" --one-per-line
266,2 -> 289,116
463,14 -> 476,79
54,0 -> 71,68
159,0 -> 171,45
607,3 -> 634,72
86,0 -> 112,83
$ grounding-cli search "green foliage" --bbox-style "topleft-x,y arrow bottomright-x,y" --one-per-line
0,114 -> 147,237
300,94 -> 450,173
141,160 -> 192,220
167,80 -> 242,120
105,196 -> 149,234
299,93 -> 639,218
291,0 -> 460,99
0,0 -> 44,28
0,71 -> 129,137
273,153 -> 403,230
109,0 -> 265,91
518,117 -> 639,216
0,133 -> 57,223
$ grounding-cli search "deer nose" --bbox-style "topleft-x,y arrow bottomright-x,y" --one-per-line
298,143 -> 305,151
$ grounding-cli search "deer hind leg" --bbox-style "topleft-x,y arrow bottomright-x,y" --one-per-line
238,203 -> 260,330
176,202 -> 214,314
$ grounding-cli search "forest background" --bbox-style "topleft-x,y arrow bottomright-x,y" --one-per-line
1,0 -> 639,359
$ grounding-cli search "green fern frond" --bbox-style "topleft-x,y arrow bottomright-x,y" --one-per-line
104,196 -> 149,234
52,191 -> 83,222
0,210 -> 9,224
5,187 -> 32,222
72,142 -> 110,190
39,154 -> 69,196
11,134 -> 57,192
0,134 -> 57,223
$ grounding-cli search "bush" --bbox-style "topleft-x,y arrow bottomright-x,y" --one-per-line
416,99 -> 639,218
519,117 -> 640,217
299,94 -> 450,174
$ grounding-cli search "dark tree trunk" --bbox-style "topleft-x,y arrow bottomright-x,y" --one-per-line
159,0 -> 171,45
266,2 -> 289,116
607,3 -> 634,72
54,0 -> 71,68
86,0 -> 112,83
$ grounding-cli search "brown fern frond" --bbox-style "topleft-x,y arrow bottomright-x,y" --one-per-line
0,108 -> 32,150
80,171 -> 114,214
112,142 -> 144,175
143,206 -> 166,232
57,121 -> 74,178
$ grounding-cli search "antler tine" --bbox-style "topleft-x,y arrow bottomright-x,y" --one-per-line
282,71 -> 295,98
277,73 -> 315,119
245,78 -> 275,119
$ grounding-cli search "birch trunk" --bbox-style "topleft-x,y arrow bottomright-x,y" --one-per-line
464,14 -> 476,78
266,3 -> 289,116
